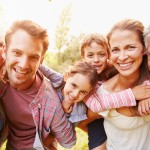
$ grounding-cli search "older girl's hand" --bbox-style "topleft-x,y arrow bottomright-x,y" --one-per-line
138,99 -> 150,116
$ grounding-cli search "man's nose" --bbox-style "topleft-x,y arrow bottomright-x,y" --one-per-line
19,56 -> 29,69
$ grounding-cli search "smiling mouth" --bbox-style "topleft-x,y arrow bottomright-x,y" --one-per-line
118,62 -> 133,69
92,65 -> 102,70
15,68 -> 28,75
68,94 -> 75,100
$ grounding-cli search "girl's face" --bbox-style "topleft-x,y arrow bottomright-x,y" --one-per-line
63,73 -> 92,103
109,30 -> 144,77
82,42 -> 109,74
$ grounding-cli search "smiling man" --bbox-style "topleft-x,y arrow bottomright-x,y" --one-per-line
0,20 -> 76,150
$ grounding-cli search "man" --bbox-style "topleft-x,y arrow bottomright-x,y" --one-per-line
0,20 -> 76,149
144,25 -> 150,70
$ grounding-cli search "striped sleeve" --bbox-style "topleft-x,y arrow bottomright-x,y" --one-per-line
84,88 -> 136,113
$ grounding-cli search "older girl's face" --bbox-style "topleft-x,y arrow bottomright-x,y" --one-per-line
109,30 -> 144,77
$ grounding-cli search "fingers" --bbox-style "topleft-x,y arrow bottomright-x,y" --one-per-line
143,80 -> 150,86
138,99 -> 150,116
133,85 -> 150,100
66,106 -> 73,113
62,100 -> 74,113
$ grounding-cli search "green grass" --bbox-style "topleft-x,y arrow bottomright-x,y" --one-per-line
0,141 -> 6,150
0,128 -> 88,150
58,128 -> 88,150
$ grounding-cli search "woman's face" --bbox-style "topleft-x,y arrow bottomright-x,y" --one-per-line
109,30 -> 144,77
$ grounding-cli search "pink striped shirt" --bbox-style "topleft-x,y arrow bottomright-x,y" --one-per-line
84,82 -> 136,113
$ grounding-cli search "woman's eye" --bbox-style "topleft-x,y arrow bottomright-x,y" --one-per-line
128,46 -> 135,51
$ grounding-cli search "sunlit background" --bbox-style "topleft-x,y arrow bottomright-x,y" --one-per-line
0,0 -> 150,52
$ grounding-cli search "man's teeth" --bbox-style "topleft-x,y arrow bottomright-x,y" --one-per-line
16,70 -> 27,74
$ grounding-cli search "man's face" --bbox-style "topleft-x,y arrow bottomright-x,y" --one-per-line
5,29 -> 44,90
147,38 -> 150,70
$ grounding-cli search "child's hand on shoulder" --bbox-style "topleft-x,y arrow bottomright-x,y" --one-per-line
62,100 -> 74,114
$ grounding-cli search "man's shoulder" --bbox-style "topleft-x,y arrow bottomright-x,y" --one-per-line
42,78 -> 61,104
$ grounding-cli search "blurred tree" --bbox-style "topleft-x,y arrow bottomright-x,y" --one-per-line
61,35 -> 81,64
54,3 -> 72,64
45,2 -> 81,73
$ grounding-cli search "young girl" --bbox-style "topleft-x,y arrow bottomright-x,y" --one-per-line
53,61 -> 99,127
42,61 -> 99,148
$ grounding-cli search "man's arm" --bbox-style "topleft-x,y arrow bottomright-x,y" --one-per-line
50,99 -> 76,149
39,64 -> 64,88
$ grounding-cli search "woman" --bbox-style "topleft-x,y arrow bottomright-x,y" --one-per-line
89,19 -> 150,150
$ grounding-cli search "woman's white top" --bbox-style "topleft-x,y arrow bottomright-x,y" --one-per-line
99,84 -> 150,150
